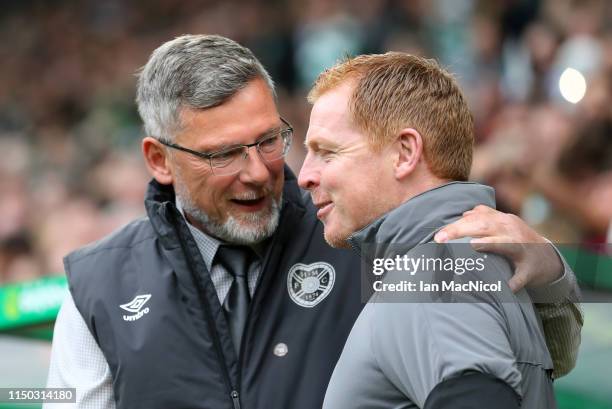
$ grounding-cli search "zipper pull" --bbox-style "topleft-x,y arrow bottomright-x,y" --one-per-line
231,390 -> 241,409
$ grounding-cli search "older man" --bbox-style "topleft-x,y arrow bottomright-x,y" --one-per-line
298,53 -> 578,409
46,36 -> 579,409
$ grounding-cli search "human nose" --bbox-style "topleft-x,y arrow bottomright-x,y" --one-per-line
297,152 -> 320,191
238,146 -> 272,185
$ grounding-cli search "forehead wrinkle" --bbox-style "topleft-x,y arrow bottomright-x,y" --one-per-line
305,127 -> 369,156
260,122 -> 284,138
304,124 -> 339,149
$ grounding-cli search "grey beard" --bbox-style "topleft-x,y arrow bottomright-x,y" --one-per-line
175,184 -> 281,245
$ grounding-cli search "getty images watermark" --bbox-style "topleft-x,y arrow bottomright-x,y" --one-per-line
359,242 -> 603,304
371,253 -> 501,293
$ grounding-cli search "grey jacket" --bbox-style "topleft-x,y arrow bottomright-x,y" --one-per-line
323,182 -> 557,409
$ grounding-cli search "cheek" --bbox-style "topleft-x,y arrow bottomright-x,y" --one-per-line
318,162 -> 344,193
260,161 -> 285,199
209,178 -> 236,198
270,161 -> 285,184
183,157 -> 212,176
336,167 -> 380,217
190,174 -> 234,208
177,159 -> 210,188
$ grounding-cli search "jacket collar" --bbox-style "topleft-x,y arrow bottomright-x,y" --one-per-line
347,182 -> 496,254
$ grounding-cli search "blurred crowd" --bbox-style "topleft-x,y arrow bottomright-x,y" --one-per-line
0,0 -> 611,284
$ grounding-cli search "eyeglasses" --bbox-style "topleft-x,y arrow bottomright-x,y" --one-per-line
157,117 -> 293,176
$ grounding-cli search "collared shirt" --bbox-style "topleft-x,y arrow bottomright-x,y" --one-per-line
178,202 -> 262,302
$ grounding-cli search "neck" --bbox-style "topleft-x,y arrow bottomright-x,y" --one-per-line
398,174 -> 451,205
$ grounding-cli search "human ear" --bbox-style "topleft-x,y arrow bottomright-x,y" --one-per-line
393,128 -> 423,180
142,137 -> 174,185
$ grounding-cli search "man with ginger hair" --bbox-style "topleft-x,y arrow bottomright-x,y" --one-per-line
298,53 -> 578,408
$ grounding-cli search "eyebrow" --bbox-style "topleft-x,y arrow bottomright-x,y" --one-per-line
304,135 -> 337,152
259,124 -> 284,139
199,122 -> 285,153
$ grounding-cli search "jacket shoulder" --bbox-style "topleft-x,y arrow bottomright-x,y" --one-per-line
65,216 -> 156,266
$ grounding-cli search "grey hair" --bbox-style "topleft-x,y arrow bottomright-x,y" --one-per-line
136,34 -> 275,142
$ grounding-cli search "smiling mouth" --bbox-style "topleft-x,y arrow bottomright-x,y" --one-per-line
315,201 -> 333,219
230,196 -> 267,211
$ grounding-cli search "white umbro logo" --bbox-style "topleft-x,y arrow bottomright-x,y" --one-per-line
120,294 -> 151,321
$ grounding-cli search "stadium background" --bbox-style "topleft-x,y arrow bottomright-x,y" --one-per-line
0,0 -> 610,408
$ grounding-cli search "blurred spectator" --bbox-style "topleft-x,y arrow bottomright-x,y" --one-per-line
1,0 -> 611,284
533,118 -> 612,246
294,0 -> 364,90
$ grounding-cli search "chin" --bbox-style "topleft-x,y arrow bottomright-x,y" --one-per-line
323,229 -> 352,249
219,213 -> 278,245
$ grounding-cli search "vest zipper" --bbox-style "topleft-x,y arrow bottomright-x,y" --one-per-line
235,203 -> 291,395
171,208 -> 241,409
231,390 -> 242,409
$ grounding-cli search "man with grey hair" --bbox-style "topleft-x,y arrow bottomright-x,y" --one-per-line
46,35 -> 580,409
136,35 -> 282,246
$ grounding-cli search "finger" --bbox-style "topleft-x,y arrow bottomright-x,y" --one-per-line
434,230 -> 449,243
462,204 -> 494,216
470,237 -> 520,258
508,271 -> 528,293
435,215 -> 492,242
474,204 -> 495,213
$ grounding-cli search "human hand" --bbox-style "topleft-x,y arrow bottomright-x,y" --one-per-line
434,205 -> 563,292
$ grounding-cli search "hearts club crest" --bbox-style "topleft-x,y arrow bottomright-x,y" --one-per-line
287,262 -> 335,308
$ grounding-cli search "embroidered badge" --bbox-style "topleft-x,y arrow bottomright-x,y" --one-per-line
287,262 -> 335,308
120,294 -> 151,321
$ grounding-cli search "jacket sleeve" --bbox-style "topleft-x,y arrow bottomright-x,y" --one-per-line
529,243 -> 583,378
44,292 -> 116,409
423,372 -> 520,409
